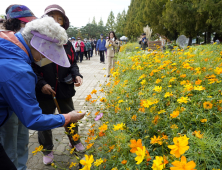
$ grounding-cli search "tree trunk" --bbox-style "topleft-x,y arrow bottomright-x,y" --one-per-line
204,32 -> 207,44
196,37 -> 199,45
188,37 -> 192,46
206,31 -> 211,44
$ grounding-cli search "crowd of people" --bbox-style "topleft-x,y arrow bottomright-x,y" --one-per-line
0,3 -> 121,170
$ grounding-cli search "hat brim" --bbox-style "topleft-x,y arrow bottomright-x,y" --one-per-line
43,8 -> 69,30
18,16 -> 37,23
30,35 -> 70,68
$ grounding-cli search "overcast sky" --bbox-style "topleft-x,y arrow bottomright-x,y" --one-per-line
0,0 -> 130,28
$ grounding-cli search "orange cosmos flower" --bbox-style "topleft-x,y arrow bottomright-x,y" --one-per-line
203,101 -> 213,109
130,139 -> 143,153
170,111 -> 180,118
121,160 -> 127,164
85,94 -> 92,101
170,156 -> 196,170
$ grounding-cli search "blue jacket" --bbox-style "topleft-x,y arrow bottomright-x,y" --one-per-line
0,32 -> 65,130
96,39 -> 106,51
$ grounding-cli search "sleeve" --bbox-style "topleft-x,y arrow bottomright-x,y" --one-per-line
96,40 -> 99,51
31,63 -> 47,91
2,71 -> 66,131
69,45 -> 83,79
105,40 -> 110,48
139,40 -> 142,44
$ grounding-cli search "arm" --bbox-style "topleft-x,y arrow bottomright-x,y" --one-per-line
96,40 -> 99,51
31,63 -> 47,91
2,71 -> 66,131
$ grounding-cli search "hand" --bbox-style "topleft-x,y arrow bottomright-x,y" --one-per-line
41,84 -> 56,95
68,110 -> 86,122
74,76 -> 83,87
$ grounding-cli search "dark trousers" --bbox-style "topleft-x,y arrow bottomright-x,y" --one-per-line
0,143 -> 17,170
75,52 -> 79,61
91,48 -> 94,57
84,51 -> 88,59
100,51 -> 105,62
80,52 -> 83,62
38,98 -> 79,155
88,50 -> 91,59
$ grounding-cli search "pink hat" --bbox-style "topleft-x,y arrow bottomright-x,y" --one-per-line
30,31 -> 70,67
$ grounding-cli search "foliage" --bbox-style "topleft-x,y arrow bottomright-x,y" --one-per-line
106,11 -> 116,32
83,43 -> 222,169
119,43 -> 140,53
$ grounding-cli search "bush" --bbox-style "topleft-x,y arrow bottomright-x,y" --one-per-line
120,42 -> 140,53
84,44 -> 222,170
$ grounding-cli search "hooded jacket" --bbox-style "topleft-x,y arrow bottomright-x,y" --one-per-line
0,31 -> 66,130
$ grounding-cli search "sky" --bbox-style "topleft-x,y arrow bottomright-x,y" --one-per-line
0,0 -> 131,28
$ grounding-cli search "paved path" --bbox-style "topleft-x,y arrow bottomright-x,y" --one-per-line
27,54 -> 107,170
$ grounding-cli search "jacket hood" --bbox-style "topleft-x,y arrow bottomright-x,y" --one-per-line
0,31 -> 33,63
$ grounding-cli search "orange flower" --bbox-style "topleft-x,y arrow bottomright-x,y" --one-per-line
195,79 -> 202,85
170,156 -> 196,170
99,131 -> 105,137
145,150 -> 151,162
150,135 -> 163,145
152,115 -> 159,125
121,160 -> 127,164
192,130 -> 204,139
72,134 -> 80,141
132,115 -> 137,121
85,94 -> 92,101
86,143 -> 94,150
87,129 -> 95,136
91,89 -> 97,94
95,111 -> 100,116
100,97 -> 107,102
203,101 -> 213,109
170,111 -> 180,118
130,139 -> 143,153
108,145 -> 115,152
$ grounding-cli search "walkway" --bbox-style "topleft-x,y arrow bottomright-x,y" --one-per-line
27,53 -> 107,170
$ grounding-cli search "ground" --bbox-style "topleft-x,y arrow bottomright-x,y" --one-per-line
27,53 -> 107,170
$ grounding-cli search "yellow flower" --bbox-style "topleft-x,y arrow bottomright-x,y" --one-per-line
150,135 -> 163,145
141,79 -> 146,85
170,156 -> 196,170
91,89 -> 97,94
193,130 -> 204,139
67,123 -> 76,131
113,123 -> 125,131
164,92 -> 173,98
70,147 -> 75,154
171,124 -> 178,129
200,119 -> 207,123
138,74 -> 146,80
170,111 -> 180,118
151,156 -> 165,170
100,97 -> 107,102
94,158 -> 103,166
132,115 -> 137,120
194,86 -> 205,91
153,86 -> 162,92
168,135 -> 189,158
180,74 -> 187,78
155,79 -> 162,84
118,100 -> 124,103
158,109 -> 166,114
203,101 -> 213,109
32,145 -> 43,155
177,97 -> 189,104
72,134 -> 80,141
80,155 -> 94,170
169,77 -> 176,82
99,124 -> 108,132
69,162 -> 77,168
111,167 -> 118,170
135,146 -> 146,164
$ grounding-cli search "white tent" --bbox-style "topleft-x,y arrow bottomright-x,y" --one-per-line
120,36 -> 128,41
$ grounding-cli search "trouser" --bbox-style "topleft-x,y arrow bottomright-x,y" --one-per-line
94,48 -> 97,55
107,56 -> 116,76
0,113 -> 29,170
38,98 -> 79,155
99,51 -> 105,62
88,50 -> 91,59
91,48 -> 94,57
84,51 -> 88,59
75,52 -> 79,61
80,52 -> 83,62
0,143 -> 17,170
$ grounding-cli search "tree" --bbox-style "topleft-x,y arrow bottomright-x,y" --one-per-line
76,29 -> 83,40
92,16 -> 97,25
106,11 -> 116,31
66,26 -> 78,38
98,17 -> 104,26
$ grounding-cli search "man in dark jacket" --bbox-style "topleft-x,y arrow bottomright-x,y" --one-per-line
139,33 -> 148,50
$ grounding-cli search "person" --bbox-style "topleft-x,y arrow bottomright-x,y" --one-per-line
0,12 -> 85,170
96,34 -> 106,64
89,38 -> 94,57
32,4 -> 85,165
0,5 -> 37,170
85,40 -> 92,60
139,33 -> 148,50
75,37 -> 84,63
93,38 -> 97,55
71,37 -> 78,61
84,39 -> 88,59
105,31 -> 119,77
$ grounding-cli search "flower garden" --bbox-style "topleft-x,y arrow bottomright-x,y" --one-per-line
33,43 -> 222,170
